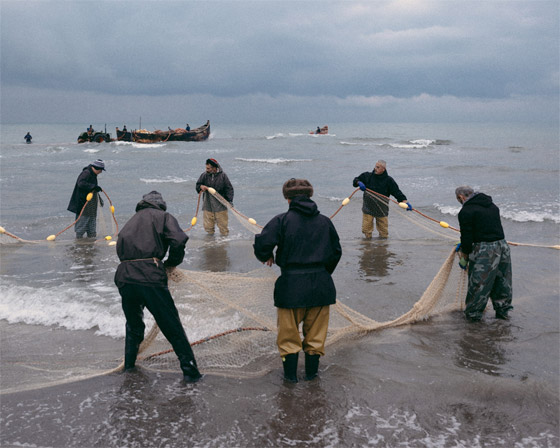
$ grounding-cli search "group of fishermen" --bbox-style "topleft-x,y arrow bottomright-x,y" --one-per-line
67,157 -> 513,383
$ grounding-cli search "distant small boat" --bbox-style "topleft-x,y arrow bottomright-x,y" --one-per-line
132,121 -> 210,143
77,129 -> 112,143
310,125 -> 328,135
116,128 -> 132,142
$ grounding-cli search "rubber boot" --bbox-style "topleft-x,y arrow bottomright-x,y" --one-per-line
304,353 -> 320,381
124,335 -> 140,371
180,356 -> 202,383
282,353 -> 299,383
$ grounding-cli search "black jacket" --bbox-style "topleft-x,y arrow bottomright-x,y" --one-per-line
67,165 -> 99,215
352,169 -> 407,217
254,196 -> 342,308
458,193 -> 505,255
195,163 -> 234,212
114,192 -> 188,288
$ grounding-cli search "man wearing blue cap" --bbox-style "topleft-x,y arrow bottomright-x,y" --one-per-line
67,159 -> 105,238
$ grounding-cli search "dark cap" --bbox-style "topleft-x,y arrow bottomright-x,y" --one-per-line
91,159 -> 105,171
282,178 -> 313,199
206,158 -> 219,168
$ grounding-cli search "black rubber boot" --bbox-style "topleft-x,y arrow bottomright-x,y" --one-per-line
304,353 -> 320,381
124,336 -> 140,371
282,353 -> 299,383
180,357 -> 202,383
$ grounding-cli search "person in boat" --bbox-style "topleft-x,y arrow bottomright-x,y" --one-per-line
186,124 -> 190,131
24,132 -> 32,143
123,125 -> 127,132
87,125 -> 94,134
67,159 -> 105,238
195,158 -> 234,236
455,186 -> 513,322
315,126 -> 321,134
253,179 -> 342,383
352,160 -> 411,239
114,190 -> 202,382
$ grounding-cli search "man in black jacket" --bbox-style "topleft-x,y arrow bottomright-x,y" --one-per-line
195,158 -> 234,236
67,159 -> 105,238
114,191 -> 201,382
254,179 -> 342,382
456,186 -> 513,322
352,160 -> 410,238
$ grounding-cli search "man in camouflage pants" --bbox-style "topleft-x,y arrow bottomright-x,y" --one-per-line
455,186 -> 513,322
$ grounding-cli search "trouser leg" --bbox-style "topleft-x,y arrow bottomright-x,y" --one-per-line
361,213 -> 374,238
75,214 -> 87,238
276,308 -> 304,357
465,243 -> 499,321
215,210 -> 229,236
120,285 -> 146,369
490,240 -> 513,316
376,216 -> 389,238
301,306 -> 330,357
203,210 -> 215,235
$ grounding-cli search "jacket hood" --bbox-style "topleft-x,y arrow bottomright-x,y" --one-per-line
464,192 -> 494,208
135,191 -> 167,212
289,195 -> 319,217
374,169 -> 389,179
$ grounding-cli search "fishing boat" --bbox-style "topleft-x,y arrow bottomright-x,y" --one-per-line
310,125 -> 328,135
132,120 -> 211,143
115,127 -> 132,142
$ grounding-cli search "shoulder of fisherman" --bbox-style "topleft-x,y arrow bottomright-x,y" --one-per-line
115,191 -> 188,288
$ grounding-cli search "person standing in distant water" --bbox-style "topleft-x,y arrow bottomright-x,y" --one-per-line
186,124 -> 190,131
352,160 -> 411,239
195,158 -> 234,236
114,190 -> 202,382
24,132 -> 32,143
455,186 -> 513,322
67,159 -> 105,238
254,179 -> 342,382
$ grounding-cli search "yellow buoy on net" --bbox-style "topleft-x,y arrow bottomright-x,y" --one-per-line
439,221 -> 449,228
0,226 -> 5,234
108,241 -> 117,246
191,217 -> 198,226
342,198 -> 350,206
105,235 -> 112,241
207,187 -> 216,195
248,218 -> 257,225
46,235 -> 56,241
398,202 -> 408,209
86,192 -> 93,202
110,205 -> 115,214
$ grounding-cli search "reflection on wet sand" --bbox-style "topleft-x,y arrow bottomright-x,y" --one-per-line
357,240 -> 398,281
198,237 -> 231,272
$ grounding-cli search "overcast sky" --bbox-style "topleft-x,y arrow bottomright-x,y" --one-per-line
1,1 -> 558,125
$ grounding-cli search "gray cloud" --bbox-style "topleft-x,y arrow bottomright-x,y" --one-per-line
1,1 -> 558,123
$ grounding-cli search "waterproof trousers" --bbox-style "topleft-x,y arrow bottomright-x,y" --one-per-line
465,239 -> 513,321
276,306 -> 330,357
362,213 -> 388,238
75,214 -> 97,238
119,283 -> 198,373
203,210 -> 229,236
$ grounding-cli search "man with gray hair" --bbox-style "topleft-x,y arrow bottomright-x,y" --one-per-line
352,160 -> 410,238
455,186 -> 513,321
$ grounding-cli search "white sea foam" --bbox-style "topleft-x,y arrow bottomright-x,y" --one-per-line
434,203 -> 560,223
236,157 -> 312,164
82,148 -> 100,153
140,176 -> 192,184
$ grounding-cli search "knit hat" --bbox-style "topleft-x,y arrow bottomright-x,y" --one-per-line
206,158 -> 219,168
91,159 -> 105,171
282,178 -> 313,199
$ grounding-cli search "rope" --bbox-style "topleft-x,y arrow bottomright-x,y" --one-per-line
184,191 -> 202,231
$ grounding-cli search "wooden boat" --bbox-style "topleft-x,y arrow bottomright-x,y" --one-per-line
132,120 -> 210,143
116,128 -> 132,142
310,125 -> 328,135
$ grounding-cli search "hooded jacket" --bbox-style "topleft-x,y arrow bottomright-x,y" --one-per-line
67,165 -> 99,215
458,192 -> 505,255
195,162 -> 234,212
114,191 -> 188,288
254,196 -> 342,308
352,169 -> 407,217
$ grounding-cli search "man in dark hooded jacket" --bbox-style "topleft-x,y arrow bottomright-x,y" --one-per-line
195,158 -> 234,236
114,191 -> 201,382
456,186 -> 513,322
352,160 -> 410,238
254,179 -> 342,382
67,159 -> 105,238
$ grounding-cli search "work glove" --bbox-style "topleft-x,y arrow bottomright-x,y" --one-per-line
458,257 -> 468,270
357,181 -> 366,191
94,186 -> 102,192
406,202 -> 412,211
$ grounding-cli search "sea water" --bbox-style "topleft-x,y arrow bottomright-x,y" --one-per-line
1,121 -> 559,447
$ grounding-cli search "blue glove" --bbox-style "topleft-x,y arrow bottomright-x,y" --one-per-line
455,243 -> 461,252
406,202 -> 412,211
358,181 -> 366,191
458,257 -> 468,270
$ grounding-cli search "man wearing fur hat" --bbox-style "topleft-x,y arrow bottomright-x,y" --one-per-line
254,179 -> 342,382
195,158 -> 234,236
67,159 -> 105,238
